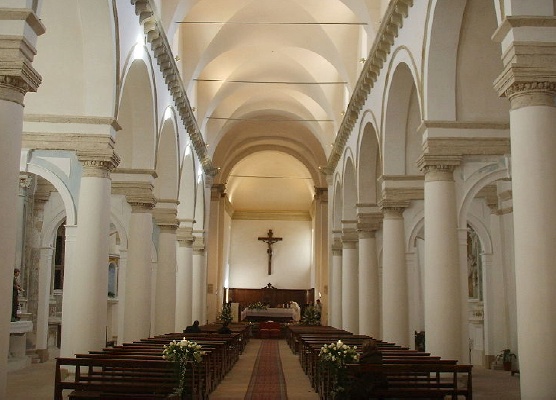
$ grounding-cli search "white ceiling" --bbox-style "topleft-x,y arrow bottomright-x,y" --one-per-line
157,0 -> 388,211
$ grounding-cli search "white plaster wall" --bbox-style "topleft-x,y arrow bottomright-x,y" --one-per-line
229,219 -> 312,289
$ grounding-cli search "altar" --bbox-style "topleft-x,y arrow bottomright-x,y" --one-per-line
241,307 -> 299,322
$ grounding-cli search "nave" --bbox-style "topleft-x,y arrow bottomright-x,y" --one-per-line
7,335 -> 520,399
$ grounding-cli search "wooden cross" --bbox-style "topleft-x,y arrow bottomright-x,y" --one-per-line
258,229 -> 283,275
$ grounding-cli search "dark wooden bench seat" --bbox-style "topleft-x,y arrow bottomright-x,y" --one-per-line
54,357 -> 181,400
343,363 -> 473,399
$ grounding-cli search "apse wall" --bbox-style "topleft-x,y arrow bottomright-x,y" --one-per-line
228,219 -> 312,289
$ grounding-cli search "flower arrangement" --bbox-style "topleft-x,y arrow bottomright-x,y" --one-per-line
319,340 -> 359,368
318,340 -> 359,398
162,338 -> 205,396
247,301 -> 267,310
300,305 -> 321,325
217,303 -> 233,325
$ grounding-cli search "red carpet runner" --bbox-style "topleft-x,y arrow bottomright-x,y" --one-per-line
244,339 -> 288,400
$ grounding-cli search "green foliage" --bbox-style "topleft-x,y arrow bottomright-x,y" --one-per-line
301,305 -> 321,325
217,303 -> 233,324
247,301 -> 267,310
496,348 -> 517,363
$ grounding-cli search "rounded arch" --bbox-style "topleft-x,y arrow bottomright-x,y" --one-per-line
342,153 -> 357,221
458,164 -> 509,228
27,0 -> 117,116
423,0 -> 466,120
332,177 -> 343,231
177,149 -> 197,223
216,143 -> 325,188
382,59 -> 422,176
26,164 -> 77,225
356,110 -> 382,205
155,111 -> 180,201
116,58 -> 158,169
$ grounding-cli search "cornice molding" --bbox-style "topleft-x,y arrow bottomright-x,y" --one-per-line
321,0 -> 414,175
130,0 -> 218,177
22,132 -> 117,153
232,210 -> 311,221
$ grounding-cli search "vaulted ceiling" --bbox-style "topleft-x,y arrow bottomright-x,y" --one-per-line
156,0 -> 388,211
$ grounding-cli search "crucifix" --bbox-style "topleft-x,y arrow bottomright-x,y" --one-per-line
258,229 -> 283,275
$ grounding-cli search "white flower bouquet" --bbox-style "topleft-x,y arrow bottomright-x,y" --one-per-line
162,338 -> 206,395
318,339 -> 359,368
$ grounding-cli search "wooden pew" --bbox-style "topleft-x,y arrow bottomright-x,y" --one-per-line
342,363 -> 473,399
54,357 -> 180,400
55,326 -> 251,400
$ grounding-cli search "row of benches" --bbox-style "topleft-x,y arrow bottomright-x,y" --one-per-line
54,323 -> 252,400
286,325 -> 473,399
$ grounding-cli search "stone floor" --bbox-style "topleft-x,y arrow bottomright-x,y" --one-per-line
7,340 -> 521,399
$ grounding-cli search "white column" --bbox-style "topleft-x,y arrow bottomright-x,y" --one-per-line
506,83 -> 556,397
153,205 -> 178,335
357,209 -> 382,338
483,208 -> 510,360
341,222 -> 358,333
35,246 -> 54,352
60,157 -> 116,357
329,236 -> 342,328
122,206 -> 154,342
191,237 -> 206,323
381,205 -> 409,347
0,9 -> 43,395
419,158 -> 462,360
175,225 -> 194,331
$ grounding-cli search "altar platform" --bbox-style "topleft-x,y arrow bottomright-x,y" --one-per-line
241,307 -> 299,322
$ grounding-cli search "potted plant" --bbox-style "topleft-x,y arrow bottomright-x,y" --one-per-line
496,348 -> 517,371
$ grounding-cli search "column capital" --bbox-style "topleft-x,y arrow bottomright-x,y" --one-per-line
77,150 -> 120,178
357,210 -> 382,235
111,181 -> 156,211
341,221 -> 359,246
210,183 -> 226,201
314,187 -> 328,202
417,154 -> 461,181
0,9 -> 45,104
176,225 -> 194,245
193,235 -> 205,254
504,81 -> 556,110
331,237 -> 343,256
152,204 -> 178,230
378,199 -> 409,217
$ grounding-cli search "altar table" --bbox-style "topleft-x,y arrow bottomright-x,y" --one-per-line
241,307 -> 299,322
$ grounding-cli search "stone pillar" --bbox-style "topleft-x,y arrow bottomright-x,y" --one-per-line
61,153 -> 119,358
493,13 -> 556,396
380,203 -> 409,347
329,233 -> 342,328
175,223 -> 194,331
35,246 -> 54,353
418,156 -> 462,360
192,236 -> 206,323
504,80 -> 556,396
341,221 -> 358,333
152,204 -> 178,335
113,181 -> 156,343
0,9 -> 43,395
357,207 -> 382,337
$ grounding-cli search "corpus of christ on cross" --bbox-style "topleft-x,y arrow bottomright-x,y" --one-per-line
258,229 -> 283,275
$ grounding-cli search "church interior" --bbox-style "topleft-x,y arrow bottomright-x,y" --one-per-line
1,0 -> 555,398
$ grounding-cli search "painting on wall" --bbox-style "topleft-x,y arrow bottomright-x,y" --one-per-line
467,224 -> 483,300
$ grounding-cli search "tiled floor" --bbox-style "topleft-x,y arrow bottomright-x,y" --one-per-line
7,340 -> 521,399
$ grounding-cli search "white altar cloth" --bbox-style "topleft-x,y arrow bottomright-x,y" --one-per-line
241,307 -> 299,321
